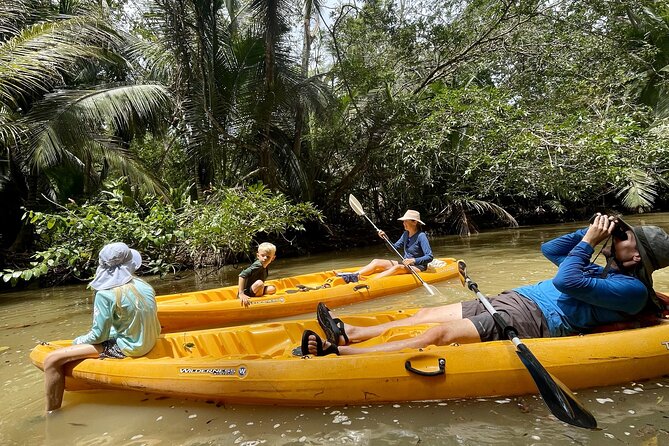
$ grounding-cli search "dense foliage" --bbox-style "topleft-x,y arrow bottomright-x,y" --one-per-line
2,180 -> 321,285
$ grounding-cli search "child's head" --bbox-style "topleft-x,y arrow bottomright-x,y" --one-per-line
257,242 -> 276,258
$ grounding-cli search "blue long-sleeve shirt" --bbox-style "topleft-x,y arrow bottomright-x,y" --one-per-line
514,228 -> 648,336
392,231 -> 433,266
73,278 -> 161,356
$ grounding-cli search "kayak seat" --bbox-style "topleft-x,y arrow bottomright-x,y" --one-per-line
587,314 -> 663,334
152,337 -> 201,358
216,331 -> 256,355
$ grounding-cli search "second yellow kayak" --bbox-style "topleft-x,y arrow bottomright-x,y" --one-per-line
156,258 -> 459,332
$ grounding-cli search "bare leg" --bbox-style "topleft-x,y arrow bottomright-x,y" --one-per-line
355,259 -> 395,277
307,319 -> 480,355
44,344 -> 101,412
250,280 -> 265,296
340,303 -> 465,344
373,263 -> 420,279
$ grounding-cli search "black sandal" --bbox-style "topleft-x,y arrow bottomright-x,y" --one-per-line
317,302 -> 350,346
297,329 -> 339,356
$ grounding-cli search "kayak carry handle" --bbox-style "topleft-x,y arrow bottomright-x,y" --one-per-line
405,358 -> 446,376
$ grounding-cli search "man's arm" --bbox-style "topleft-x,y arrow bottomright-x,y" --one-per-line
552,242 -> 648,314
541,228 -> 588,267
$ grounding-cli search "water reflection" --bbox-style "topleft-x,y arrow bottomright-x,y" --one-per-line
1,214 -> 669,445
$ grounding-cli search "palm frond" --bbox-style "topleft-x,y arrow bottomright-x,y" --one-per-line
615,167 -> 658,212
121,30 -> 177,84
0,0 -> 30,37
437,197 -> 518,236
0,16 -> 122,108
0,106 -> 26,146
21,83 -> 171,172
88,138 -> 168,197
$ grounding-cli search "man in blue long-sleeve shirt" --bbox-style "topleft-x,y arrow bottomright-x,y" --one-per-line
302,214 -> 669,356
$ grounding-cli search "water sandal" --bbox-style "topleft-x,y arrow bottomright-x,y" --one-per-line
316,302 -> 349,346
335,272 -> 359,283
297,329 -> 339,356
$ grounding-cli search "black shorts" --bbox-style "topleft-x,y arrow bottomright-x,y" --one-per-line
245,285 -> 268,297
461,291 -> 550,341
99,339 -> 126,359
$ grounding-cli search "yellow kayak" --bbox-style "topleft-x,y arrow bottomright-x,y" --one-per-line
30,309 -> 669,406
156,258 -> 458,332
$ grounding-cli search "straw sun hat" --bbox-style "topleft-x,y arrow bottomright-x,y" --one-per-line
397,209 -> 425,225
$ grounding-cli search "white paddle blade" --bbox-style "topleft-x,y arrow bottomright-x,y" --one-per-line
348,194 -> 365,216
423,282 -> 438,296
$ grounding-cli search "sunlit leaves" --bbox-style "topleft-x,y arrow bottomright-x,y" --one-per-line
3,179 -> 321,285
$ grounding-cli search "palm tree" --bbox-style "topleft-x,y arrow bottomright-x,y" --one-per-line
146,0 -> 332,200
0,0 -> 172,251
435,197 -> 519,237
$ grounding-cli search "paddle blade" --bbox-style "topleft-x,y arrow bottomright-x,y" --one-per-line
348,194 -> 365,216
457,260 -> 467,287
516,344 -> 597,429
422,281 -> 438,296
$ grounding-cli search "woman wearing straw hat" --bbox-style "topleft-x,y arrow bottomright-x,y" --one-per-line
42,242 -> 161,412
339,209 -> 434,282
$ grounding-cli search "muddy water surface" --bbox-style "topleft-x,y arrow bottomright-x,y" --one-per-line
1,215 -> 669,445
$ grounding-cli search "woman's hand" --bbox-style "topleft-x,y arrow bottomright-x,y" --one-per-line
402,258 -> 416,266
377,230 -> 387,239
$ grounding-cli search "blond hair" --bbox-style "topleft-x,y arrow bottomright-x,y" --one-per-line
113,278 -> 150,311
258,242 -> 276,256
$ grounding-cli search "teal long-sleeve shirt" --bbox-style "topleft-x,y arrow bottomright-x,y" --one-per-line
73,278 -> 161,356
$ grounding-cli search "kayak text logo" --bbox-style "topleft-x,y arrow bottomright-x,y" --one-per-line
180,367 -> 239,376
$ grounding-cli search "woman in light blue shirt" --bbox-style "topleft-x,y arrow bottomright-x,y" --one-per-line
43,242 -> 160,412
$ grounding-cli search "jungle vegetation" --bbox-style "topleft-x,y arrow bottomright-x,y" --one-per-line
1,0 -> 668,285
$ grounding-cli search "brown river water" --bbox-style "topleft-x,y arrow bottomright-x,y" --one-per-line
1,215 -> 669,445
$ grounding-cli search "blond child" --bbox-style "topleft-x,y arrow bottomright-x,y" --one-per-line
238,242 -> 277,307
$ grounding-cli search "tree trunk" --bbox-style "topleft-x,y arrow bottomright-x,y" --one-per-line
9,169 -> 38,253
